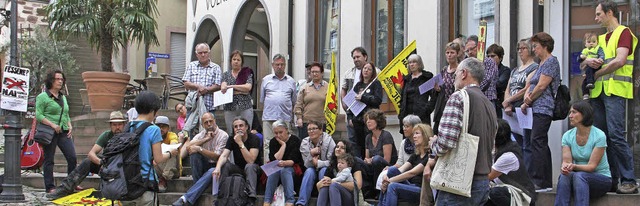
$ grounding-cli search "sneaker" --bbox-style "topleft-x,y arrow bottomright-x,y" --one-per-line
75,185 -> 84,191
616,183 -> 639,194
534,185 -> 553,192
46,188 -> 72,200
172,197 -> 191,206
586,83 -> 594,89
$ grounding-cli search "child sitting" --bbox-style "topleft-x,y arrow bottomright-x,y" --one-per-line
578,32 -> 604,99
332,153 -> 354,183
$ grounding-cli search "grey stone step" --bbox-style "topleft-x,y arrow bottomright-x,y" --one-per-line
536,190 -> 640,206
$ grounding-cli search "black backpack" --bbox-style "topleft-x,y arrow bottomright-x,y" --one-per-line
99,122 -> 157,201
217,174 -> 253,206
552,84 -> 571,120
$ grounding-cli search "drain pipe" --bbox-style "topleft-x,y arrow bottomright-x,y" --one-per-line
509,0 -> 518,68
287,0 -> 293,75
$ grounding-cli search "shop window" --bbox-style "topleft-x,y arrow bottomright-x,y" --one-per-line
372,0 -> 405,68
316,0 -> 340,69
456,0 -> 496,51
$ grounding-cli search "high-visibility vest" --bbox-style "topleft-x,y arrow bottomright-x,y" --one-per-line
592,25 -> 637,99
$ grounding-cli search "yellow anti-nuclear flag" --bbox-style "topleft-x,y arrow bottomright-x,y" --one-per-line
324,52 -> 339,135
377,40 -> 417,114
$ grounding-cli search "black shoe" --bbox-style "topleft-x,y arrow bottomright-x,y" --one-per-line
172,197 -> 191,206
45,188 -> 72,200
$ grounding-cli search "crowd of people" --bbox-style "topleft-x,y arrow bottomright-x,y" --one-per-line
36,1 -> 638,206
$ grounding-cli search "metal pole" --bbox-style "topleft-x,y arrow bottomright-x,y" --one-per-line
0,0 -> 26,202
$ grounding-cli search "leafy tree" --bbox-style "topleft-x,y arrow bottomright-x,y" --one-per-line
20,27 -> 79,95
45,0 -> 160,72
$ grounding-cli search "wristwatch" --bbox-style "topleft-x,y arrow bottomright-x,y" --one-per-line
199,147 -> 204,152
240,144 -> 246,150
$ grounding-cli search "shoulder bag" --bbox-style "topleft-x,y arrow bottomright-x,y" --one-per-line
34,100 -> 64,145
430,89 -> 479,197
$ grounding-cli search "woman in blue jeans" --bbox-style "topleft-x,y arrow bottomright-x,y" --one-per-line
296,121 -> 335,206
263,120 -> 303,206
316,139 -> 365,206
36,70 -> 77,194
555,101 -> 611,206
379,124 -> 433,206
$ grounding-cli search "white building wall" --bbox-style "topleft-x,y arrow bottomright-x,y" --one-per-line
407,0 -> 439,74
339,0 -> 364,74
291,0 -> 310,80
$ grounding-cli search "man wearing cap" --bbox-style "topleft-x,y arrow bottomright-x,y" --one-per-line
154,116 -> 181,192
46,111 -> 127,199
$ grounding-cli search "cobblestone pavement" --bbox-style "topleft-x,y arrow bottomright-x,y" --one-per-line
0,185 -> 53,206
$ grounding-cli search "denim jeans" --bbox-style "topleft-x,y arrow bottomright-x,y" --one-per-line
378,166 -> 416,205
317,182 -> 354,206
554,171 -> 612,206
183,167 -> 218,204
264,167 -> 296,204
371,155 -> 391,184
296,167 -> 327,205
522,113 -> 553,188
591,94 -> 637,184
436,179 -> 490,206
43,131 -> 77,191
298,123 -> 309,140
190,153 -> 216,183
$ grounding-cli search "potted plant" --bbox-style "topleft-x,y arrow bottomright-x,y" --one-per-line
45,0 -> 160,111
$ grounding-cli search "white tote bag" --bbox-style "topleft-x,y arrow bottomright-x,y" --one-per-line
430,89 -> 479,197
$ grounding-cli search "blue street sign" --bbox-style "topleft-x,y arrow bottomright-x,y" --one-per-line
148,52 -> 170,59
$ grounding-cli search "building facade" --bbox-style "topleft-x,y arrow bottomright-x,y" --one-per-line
185,0 -> 639,181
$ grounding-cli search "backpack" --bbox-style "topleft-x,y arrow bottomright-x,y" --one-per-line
217,174 -> 253,206
99,122 -> 157,201
552,84 -> 571,120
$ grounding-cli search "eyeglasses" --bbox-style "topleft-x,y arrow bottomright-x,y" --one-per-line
310,71 -> 322,74
308,127 -> 320,131
402,124 -> 412,129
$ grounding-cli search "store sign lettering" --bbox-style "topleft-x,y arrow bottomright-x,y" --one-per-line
205,0 -> 231,10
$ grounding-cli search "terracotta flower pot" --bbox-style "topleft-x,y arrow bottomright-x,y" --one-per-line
82,71 -> 131,112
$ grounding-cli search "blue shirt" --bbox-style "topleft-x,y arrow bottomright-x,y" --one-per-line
528,56 -> 560,116
561,127 -> 611,177
130,121 -> 163,181
261,74 -> 297,121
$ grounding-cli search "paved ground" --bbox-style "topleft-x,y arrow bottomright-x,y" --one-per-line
0,185 -> 52,206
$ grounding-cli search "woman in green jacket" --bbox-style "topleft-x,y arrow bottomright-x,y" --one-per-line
36,69 -> 76,194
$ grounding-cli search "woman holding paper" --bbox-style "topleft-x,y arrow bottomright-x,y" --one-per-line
221,50 -> 254,134
433,42 -> 461,134
502,38 -> 538,146
263,120 -> 303,206
349,62 -> 382,158
521,32 -> 561,192
294,62 -> 328,139
398,54 -> 436,131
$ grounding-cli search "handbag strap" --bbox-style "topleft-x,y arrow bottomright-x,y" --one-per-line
461,89 -> 470,135
57,96 -> 64,126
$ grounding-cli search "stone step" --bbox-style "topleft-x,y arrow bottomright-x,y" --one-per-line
536,190 -> 640,206
21,172 -> 394,206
